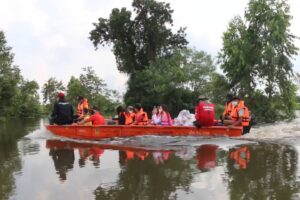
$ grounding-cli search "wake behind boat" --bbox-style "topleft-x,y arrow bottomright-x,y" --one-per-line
45,124 -> 242,140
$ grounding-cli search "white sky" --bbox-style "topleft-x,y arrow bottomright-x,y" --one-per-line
0,0 -> 299,94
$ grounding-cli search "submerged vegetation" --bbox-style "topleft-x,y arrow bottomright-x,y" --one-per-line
0,0 -> 299,122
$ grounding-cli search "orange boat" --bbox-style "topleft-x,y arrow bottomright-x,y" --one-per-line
45,125 -> 242,140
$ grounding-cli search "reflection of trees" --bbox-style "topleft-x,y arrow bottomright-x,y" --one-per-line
49,149 -> 75,181
94,153 -> 194,200
227,144 -> 299,200
0,118 -> 40,199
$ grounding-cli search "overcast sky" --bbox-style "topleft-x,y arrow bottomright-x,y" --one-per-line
1,0 -> 299,94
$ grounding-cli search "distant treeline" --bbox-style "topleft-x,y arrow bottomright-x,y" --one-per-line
1,0 -> 299,122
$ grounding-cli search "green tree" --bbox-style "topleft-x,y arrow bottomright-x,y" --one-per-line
66,67 -> 121,116
219,0 -> 299,122
42,78 -> 65,113
66,76 -> 88,106
90,0 -> 188,111
90,0 -> 187,74
16,80 -> 41,117
125,48 -> 216,115
0,31 -> 21,117
42,78 -> 65,105
79,66 -> 107,101
0,31 -> 42,117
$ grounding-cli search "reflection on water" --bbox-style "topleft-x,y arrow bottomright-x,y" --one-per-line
49,148 -> 75,181
1,119 -> 300,199
227,144 -> 299,200
0,118 -> 40,200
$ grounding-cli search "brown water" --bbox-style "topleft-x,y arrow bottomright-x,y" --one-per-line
1,118 -> 300,200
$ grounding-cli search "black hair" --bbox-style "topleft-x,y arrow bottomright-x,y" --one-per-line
83,108 -> 89,114
226,93 -> 234,101
160,104 -> 169,113
134,103 -> 142,111
116,105 -> 125,114
92,106 -> 99,111
77,96 -> 83,101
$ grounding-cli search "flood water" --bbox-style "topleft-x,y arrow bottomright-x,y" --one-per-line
1,119 -> 300,200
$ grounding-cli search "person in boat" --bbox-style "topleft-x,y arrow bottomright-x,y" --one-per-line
116,105 -> 135,125
78,106 -> 105,125
75,96 -> 89,120
77,108 -> 92,126
222,93 -> 234,120
194,95 -> 215,128
158,104 -> 173,126
223,96 -> 251,134
133,103 -> 149,125
127,105 -> 135,121
50,92 -> 74,125
151,106 -> 161,125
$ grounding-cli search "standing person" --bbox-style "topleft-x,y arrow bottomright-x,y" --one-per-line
133,103 -> 149,125
194,95 -> 215,128
76,96 -> 89,118
78,106 -> 105,125
50,92 -> 74,125
158,104 -> 173,126
224,96 -> 251,134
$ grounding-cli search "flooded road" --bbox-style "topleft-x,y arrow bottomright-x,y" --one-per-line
1,119 -> 300,200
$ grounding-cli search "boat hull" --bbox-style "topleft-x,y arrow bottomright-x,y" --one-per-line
45,125 -> 242,140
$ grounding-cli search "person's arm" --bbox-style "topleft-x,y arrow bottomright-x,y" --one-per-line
229,108 -> 244,127
78,115 -> 93,125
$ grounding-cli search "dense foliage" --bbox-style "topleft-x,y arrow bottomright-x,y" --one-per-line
42,67 -> 121,116
90,0 -> 190,115
125,48 -> 216,115
219,0 -> 299,122
0,31 -> 41,118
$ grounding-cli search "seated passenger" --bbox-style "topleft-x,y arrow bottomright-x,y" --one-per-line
78,108 -> 92,126
223,96 -> 251,134
158,104 -> 173,126
151,106 -> 161,125
222,93 -> 234,120
194,95 -> 215,128
116,106 -> 126,125
126,106 -> 135,123
78,106 -> 105,125
133,103 -> 149,125
50,92 -> 74,125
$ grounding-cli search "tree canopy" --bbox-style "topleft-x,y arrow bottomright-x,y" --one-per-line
41,67 -> 121,116
219,0 -> 299,122
90,0 -> 187,74
0,31 -> 41,118
125,48 -> 216,115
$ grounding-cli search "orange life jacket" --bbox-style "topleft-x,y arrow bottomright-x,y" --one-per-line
77,98 -> 89,116
223,101 -> 233,117
135,109 -> 149,125
124,112 -> 134,125
230,101 -> 250,127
